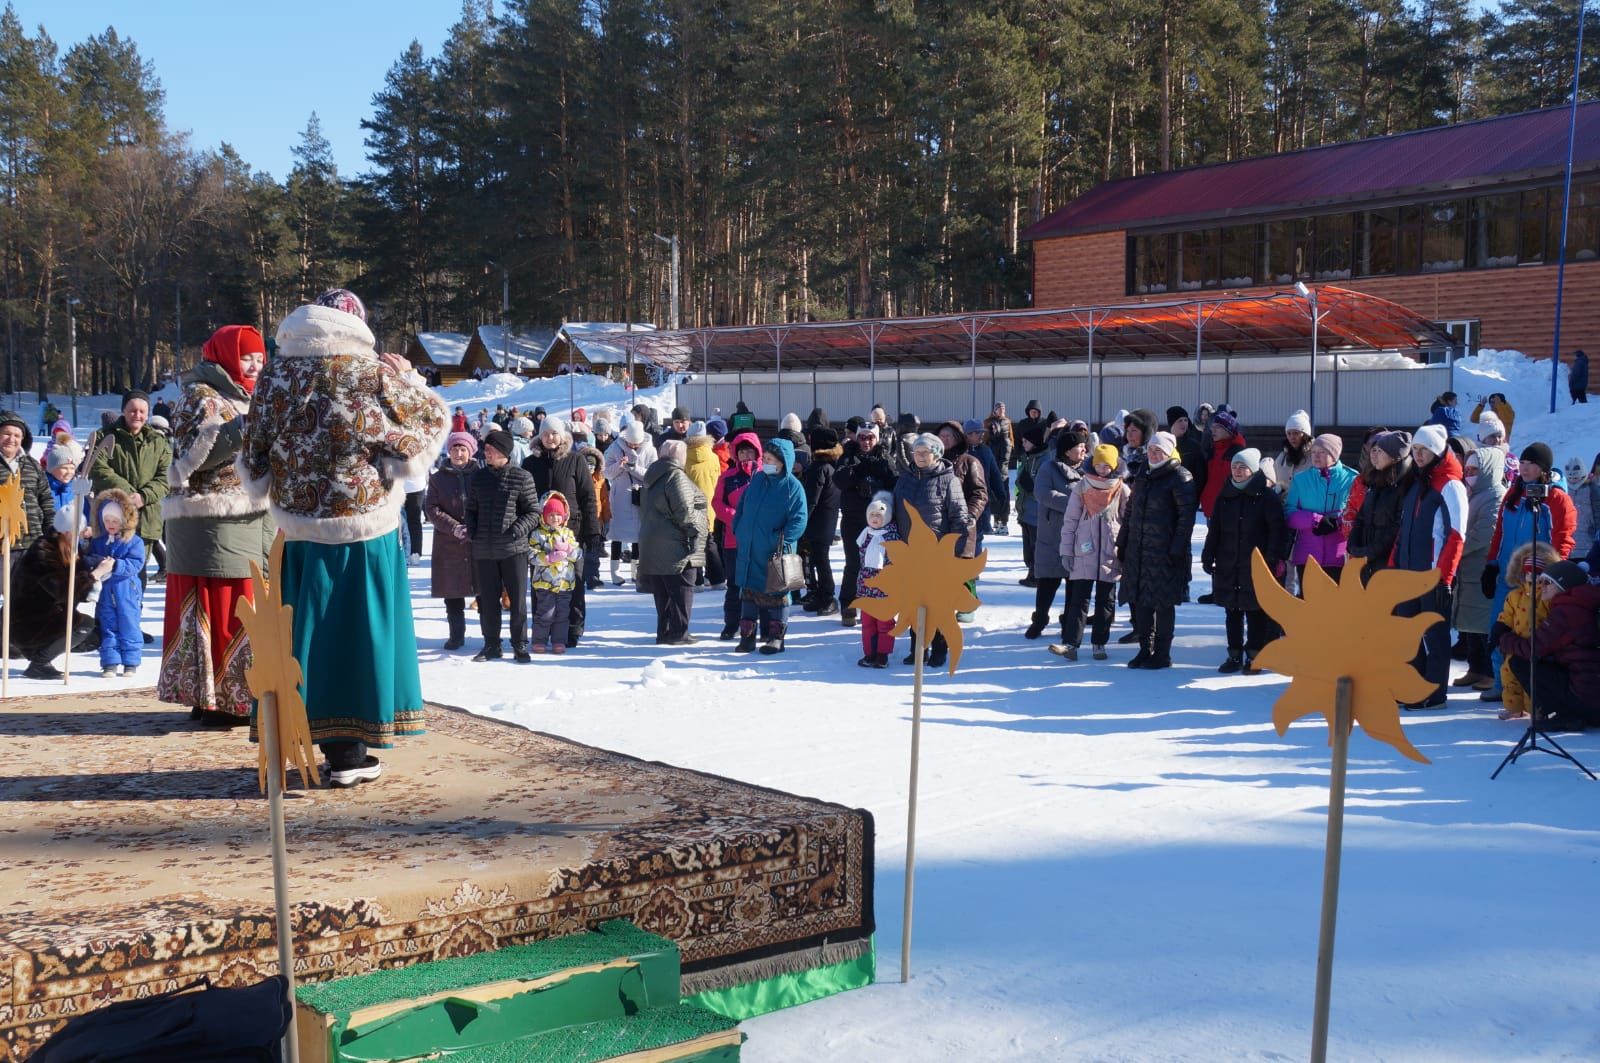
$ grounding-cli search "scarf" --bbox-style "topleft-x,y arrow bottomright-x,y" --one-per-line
1079,475 -> 1123,519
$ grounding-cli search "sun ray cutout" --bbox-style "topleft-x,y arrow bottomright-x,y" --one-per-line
236,531 -> 321,791
1251,551 -> 1441,764
856,507 -> 987,675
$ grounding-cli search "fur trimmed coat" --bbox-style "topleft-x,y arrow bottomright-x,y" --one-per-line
162,361 -> 273,579
237,304 -> 448,545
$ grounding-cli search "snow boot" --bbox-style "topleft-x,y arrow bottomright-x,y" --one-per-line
1091,645 -> 1108,660
1218,652 -> 1244,674
1048,643 -> 1078,661
926,644 -> 948,670
1127,648 -> 1152,669
1117,629 -> 1141,644
841,606 -> 858,627
759,622 -> 786,655
813,598 -> 839,618
1024,617 -> 1047,640
610,557 -> 624,586
1241,654 -> 1262,676
872,652 -> 890,668
735,621 -> 758,654
718,622 -> 738,640
472,644 -> 502,662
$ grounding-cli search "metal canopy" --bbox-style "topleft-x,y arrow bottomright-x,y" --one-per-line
595,287 -> 1454,374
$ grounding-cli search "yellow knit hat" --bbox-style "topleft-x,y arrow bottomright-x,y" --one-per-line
1092,443 -> 1121,470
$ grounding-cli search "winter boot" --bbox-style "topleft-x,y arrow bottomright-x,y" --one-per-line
627,558 -> 639,585
1218,652 -> 1244,674
1091,645 -> 1108,660
1241,653 -> 1262,676
800,592 -> 820,612
1048,643 -> 1078,661
926,642 -> 948,670
472,644 -> 502,662
813,598 -> 839,618
872,652 -> 890,668
759,622 -> 786,655
1024,616 -> 1047,640
718,622 -> 738,640
735,621 -> 758,654
858,654 -> 876,668
610,557 -> 624,586
1127,646 -> 1152,668
841,606 -> 858,627
1117,629 -> 1141,644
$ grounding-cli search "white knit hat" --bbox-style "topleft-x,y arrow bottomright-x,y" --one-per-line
1477,411 -> 1505,443
511,416 -> 534,437
540,415 -> 566,437
1149,430 -> 1177,455
780,412 -> 802,433
46,439 -> 85,472
1285,409 -> 1313,436
1413,423 -> 1449,456
1231,447 -> 1262,473
867,491 -> 893,521
621,421 -> 647,445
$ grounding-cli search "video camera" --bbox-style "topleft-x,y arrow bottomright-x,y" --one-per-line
1524,481 -> 1550,502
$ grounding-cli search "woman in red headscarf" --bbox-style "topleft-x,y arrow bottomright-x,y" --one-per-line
156,324 -> 272,725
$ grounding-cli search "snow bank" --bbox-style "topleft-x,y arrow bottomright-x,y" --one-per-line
434,373 -> 680,429
1455,349 -> 1600,468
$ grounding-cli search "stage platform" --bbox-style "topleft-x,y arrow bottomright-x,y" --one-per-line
0,690 -> 875,1060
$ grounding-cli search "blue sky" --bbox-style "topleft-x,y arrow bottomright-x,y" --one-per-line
7,0 -> 462,179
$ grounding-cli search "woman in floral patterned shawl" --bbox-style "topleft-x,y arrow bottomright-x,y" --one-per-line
158,325 -> 272,725
238,290 -> 448,787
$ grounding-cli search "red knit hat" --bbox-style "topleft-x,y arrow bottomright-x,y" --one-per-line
202,325 -> 267,394
541,493 -> 568,521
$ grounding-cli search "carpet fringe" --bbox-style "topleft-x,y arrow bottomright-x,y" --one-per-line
680,936 -> 872,995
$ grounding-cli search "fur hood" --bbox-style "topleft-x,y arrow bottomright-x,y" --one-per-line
812,444 -> 843,464
93,487 -> 140,542
274,303 -> 377,360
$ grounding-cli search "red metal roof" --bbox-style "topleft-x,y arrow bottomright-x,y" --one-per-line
594,287 -> 1453,374
1021,101 -> 1600,241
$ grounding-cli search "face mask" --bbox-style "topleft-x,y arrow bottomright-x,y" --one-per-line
1464,472 -> 1479,487
762,462 -> 779,475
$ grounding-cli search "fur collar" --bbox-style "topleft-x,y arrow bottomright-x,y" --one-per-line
812,445 -> 843,463
274,304 -> 377,360
92,487 -> 140,541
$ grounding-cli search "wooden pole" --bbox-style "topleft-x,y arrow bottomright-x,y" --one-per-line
901,604 -> 928,984
2,534 -> 10,697
63,507 -> 79,686
262,691 -> 302,1063
1310,676 -> 1354,1063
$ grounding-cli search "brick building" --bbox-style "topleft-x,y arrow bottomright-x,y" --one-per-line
1022,102 -> 1600,379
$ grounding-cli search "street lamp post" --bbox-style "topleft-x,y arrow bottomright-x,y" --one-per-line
1295,282 -> 1322,425
67,296 -> 80,424
486,261 -> 510,372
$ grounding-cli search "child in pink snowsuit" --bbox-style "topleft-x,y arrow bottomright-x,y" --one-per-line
854,491 -> 900,668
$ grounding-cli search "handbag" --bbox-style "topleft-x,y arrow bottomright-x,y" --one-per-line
32,975 -> 292,1062
765,539 -> 805,594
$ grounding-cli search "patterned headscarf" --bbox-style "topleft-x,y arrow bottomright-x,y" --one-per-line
313,288 -> 367,322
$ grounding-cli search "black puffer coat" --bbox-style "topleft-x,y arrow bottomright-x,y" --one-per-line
802,444 -> 843,548
892,458 -> 968,540
466,462 -> 539,560
0,453 -> 53,547
522,434 -> 600,545
6,531 -> 95,660
1201,470 -> 1287,611
835,440 -> 897,533
1349,457 -> 1413,575
1117,458 -> 1197,608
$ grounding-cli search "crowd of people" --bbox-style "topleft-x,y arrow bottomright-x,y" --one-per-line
5,297 -> 1600,786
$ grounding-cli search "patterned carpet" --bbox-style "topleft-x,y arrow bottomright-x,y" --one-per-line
0,690 -> 874,1060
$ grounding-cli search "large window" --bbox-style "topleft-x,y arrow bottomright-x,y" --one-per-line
1125,175 -> 1600,295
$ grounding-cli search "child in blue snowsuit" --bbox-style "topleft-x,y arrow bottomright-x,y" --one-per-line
84,489 -> 145,677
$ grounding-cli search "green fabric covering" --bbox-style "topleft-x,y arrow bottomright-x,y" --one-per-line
281,533 -> 426,747
405,1004 -> 741,1063
297,921 -> 677,1015
685,938 -> 876,1021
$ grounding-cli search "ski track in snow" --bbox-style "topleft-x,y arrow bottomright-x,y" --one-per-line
7,359 -> 1600,1060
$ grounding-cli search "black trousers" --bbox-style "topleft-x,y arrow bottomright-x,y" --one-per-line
1020,522 -> 1036,577
404,491 -> 424,555
1064,579 -> 1116,648
1396,583 -> 1451,700
645,569 -> 696,642
1032,577 -> 1068,629
568,578 -> 586,644
444,597 -> 466,641
722,546 -> 744,628
991,487 -> 1011,525
1508,656 -> 1600,724
1132,603 -> 1176,652
840,518 -> 865,607
808,534 -> 836,602
1224,607 -> 1274,654
476,554 -> 528,649
1572,390 -> 1589,405
1462,631 -> 1492,676
703,538 -> 724,585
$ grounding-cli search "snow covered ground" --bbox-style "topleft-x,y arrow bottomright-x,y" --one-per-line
6,354 -> 1600,1059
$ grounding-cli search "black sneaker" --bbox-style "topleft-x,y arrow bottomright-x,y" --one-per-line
328,756 -> 382,788
442,637 -> 465,651
1127,649 -> 1151,669
857,655 -> 875,668
513,648 -> 532,663
1401,693 -> 1447,711
871,653 -> 889,669
718,623 -> 738,640
23,661 -> 62,679
472,645 -> 502,662
662,634 -> 699,646
1218,654 -> 1243,674
813,599 -> 839,617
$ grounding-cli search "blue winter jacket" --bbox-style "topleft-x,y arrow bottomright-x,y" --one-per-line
730,437 -> 809,591
1424,401 -> 1463,437
86,531 -> 145,638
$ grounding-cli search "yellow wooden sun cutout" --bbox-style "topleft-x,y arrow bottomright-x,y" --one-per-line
236,530 -> 321,791
0,474 -> 25,548
1251,551 -> 1442,764
856,507 -> 987,675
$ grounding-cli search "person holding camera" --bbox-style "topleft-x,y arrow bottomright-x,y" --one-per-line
1470,392 -> 1516,445
1477,442 -> 1578,702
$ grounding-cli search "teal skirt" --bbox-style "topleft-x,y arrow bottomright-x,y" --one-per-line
281,532 -> 426,747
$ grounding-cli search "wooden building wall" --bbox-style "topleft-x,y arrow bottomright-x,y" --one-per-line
1032,231 -> 1600,380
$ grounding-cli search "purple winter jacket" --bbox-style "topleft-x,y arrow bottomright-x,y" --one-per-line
1284,463 -> 1356,568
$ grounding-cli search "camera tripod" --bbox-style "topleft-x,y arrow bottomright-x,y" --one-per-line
1490,492 -> 1596,780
